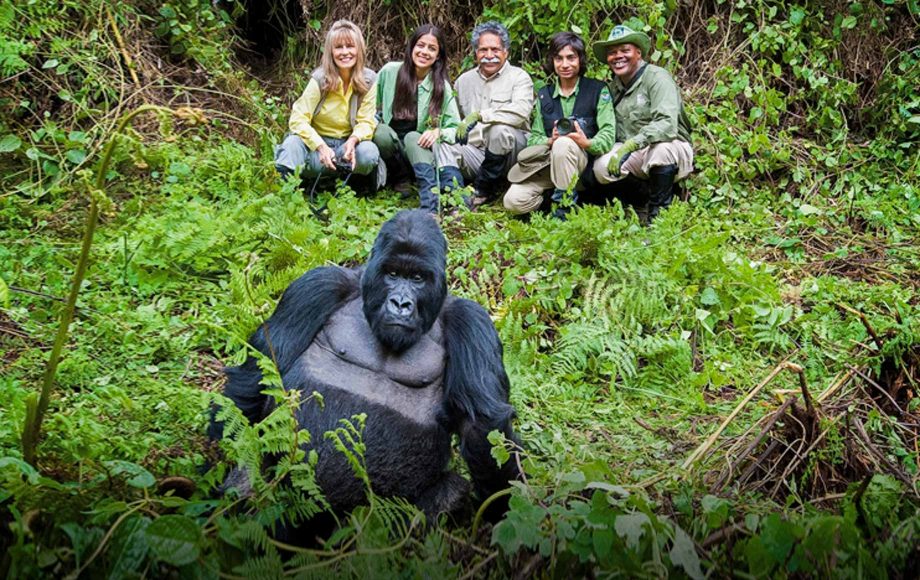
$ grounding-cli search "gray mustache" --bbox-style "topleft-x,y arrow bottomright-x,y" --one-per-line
480,57 -> 501,64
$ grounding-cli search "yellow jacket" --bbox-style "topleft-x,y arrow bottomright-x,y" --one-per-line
289,71 -> 378,151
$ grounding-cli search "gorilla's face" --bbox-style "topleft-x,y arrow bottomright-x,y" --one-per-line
362,211 -> 448,352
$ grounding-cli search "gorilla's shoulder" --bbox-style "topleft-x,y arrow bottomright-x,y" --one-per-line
281,265 -> 362,306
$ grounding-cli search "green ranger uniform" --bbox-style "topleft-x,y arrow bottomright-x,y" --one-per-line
607,63 -> 691,148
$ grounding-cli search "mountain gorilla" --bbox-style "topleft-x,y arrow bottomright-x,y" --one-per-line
212,210 -> 522,520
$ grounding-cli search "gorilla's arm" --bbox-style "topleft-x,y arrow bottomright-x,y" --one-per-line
213,266 -> 360,436
441,297 -> 523,502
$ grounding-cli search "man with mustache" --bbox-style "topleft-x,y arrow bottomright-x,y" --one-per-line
436,21 -> 534,209
591,24 -> 694,223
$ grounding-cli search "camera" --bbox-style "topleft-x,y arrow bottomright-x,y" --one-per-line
555,116 -> 580,136
334,157 -> 353,172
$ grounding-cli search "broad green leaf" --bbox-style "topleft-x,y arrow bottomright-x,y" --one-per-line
145,515 -> 202,566
65,149 -> 87,164
0,457 -> 40,484
701,495 -> 730,529
614,512 -> 649,549
104,460 -> 155,488
0,134 -> 21,153
0,275 -> 8,308
488,429 -> 511,466
759,513 -> 799,563
669,524 -> 704,579
592,527 -> 614,558
700,287 -> 720,306
108,516 -> 150,579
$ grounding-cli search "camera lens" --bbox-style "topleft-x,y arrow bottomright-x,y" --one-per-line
556,118 -> 573,136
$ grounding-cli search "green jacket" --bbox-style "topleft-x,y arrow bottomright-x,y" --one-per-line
607,64 -> 692,149
375,61 -> 460,144
527,77 -> 617,156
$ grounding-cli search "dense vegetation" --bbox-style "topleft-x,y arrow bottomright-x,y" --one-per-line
1,0 -> 918,577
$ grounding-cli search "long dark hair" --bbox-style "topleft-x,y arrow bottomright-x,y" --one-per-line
392,24 -> 448,125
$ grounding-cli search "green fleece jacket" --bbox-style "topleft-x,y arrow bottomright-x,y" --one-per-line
607,63 -> 692,149
375,61 -> 460,144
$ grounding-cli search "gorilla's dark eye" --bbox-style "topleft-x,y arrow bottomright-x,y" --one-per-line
387,271 -> 398,278
411,273 -> 424,282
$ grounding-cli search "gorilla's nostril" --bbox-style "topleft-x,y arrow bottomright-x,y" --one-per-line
390,296 -> 413,312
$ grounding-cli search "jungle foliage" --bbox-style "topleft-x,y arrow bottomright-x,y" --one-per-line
1,0 -> 918,577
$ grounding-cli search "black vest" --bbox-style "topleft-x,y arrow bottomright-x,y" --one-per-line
538,78 -> 604,139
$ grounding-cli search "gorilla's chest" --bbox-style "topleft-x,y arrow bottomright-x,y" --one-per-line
298,298 -> 446,425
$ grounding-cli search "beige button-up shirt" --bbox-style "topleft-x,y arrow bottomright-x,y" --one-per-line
454,61 -> 534,148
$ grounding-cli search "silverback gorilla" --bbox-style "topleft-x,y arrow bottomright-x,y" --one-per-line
212,210 -> 522,520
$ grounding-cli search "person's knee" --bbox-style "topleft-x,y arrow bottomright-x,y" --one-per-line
353,141 -> 380,175
552,136 -> 579,156
484,126 -> 519,155
503,191 -> 525,213
403,132 -> 434,166
373,126 -> 399,159
275,134 -> 309,170
436,143 -> 462,168
404,131 -> 422,149
503,185 -> 540,214
593,155 -> 611,182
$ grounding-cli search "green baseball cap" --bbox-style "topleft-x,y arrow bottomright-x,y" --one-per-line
592,24 -> 651,62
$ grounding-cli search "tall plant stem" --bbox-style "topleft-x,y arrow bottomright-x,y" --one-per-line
21,104 -> 176,465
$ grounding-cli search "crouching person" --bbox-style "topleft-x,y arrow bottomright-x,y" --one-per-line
436,21 -> 533,209
504,32 -> 616,220
374,24 -> 460,213
592,24 -> 693,222
274,20 -> 383,191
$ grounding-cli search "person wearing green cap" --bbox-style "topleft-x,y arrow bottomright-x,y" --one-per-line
591,24 -> 694,222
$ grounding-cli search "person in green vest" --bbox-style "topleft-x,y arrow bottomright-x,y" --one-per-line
503,32 -> 617,219
591,24 -> 694,222
373,24 -> 460,214
274,20 -> 382,189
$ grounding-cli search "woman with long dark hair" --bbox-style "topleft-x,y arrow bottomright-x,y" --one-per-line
373,24 -> 460,213
274,20 -> 382,189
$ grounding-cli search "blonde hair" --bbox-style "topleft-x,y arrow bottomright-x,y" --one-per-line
319,20 -> 369,96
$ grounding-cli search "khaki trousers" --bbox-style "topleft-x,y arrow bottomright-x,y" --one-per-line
436,125 -> 527,180
592,140 -> 694,183
503,137 -> 588,214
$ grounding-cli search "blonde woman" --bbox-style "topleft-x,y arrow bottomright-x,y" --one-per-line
274,20 -> 382,188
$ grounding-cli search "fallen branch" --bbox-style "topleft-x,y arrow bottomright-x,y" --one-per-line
711,396 -> 796,492
682,357 -> 794,471
106,6 -> 141,89
836,302 -> 884,351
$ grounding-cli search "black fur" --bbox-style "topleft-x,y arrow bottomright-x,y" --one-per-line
361,210 -> 447,352
441,298 -> 522,507
208,266 -> 359,440
212,209 -> 522,522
